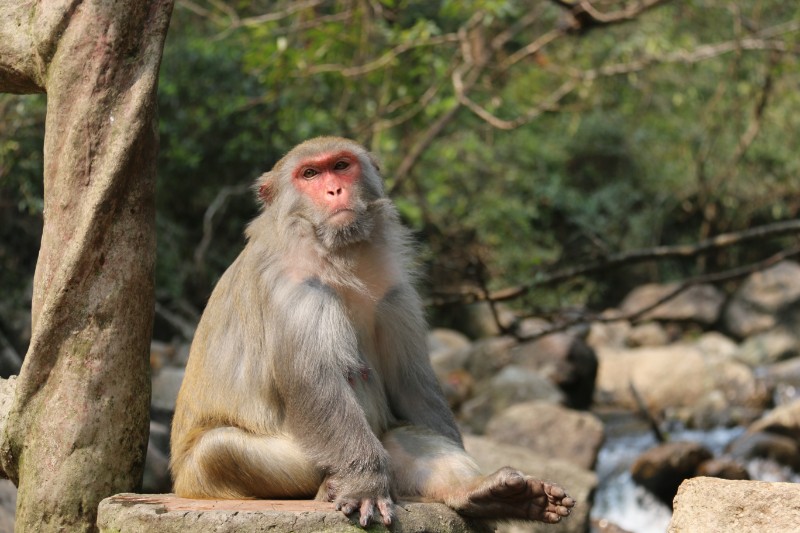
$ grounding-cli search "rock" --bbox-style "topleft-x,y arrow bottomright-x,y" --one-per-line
485,401 -> 604,470
429,328 -> 473,359
97,494 -> 493,533
746,398 -> 800,439
151,366 -> 185,412
0,479 -> 16,533
723,260 -> 800,339
511,333 -> 598,409
172,342 -> 192,367
695,458 -> 749,480
594,343 -> 769,419
459,366 -> 565,433
591,518 -> 634,533
428,329 -> 474,408
735,327 -> 800,367
464,336 -> 516,381
694,332 -> 738,359
586,320 -> 632,351
763,357 -> 800,405
150,340 -> 177,372
429,329 -> 472,374
464,435 -> 597,533
620,283 -> 725,325
142,441 -> 172,493
149,421 -> 170,455
439,303 -> 517,339
630,441 -> 712,504
668,477 -> 800,533
726,431 -> 800,471
626,322 -> 670,347
439,369 -> 475,409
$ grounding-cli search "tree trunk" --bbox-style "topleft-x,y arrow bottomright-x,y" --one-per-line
0,1 -> 174,531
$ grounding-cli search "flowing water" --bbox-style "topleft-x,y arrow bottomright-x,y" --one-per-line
589,414 -> 800,533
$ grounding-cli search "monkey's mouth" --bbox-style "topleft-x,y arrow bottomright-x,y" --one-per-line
327,209 -> 358,226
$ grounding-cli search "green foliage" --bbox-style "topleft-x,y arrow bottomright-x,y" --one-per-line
2,0 -> 799,325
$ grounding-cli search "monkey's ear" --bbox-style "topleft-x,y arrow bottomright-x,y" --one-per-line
254,172 -> 276,205
367,153 -> 382,174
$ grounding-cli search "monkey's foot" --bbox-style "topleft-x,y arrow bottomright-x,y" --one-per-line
450,467 -> 575,523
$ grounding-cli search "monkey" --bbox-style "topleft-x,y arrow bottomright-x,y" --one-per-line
169,137 -> 575,527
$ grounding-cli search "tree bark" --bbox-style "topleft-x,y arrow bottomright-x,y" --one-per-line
0,1 -> 174,531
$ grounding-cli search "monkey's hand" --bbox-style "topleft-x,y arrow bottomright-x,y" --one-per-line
326,470 -> 394,527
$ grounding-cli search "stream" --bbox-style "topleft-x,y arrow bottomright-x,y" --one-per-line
590,412 -> 800,533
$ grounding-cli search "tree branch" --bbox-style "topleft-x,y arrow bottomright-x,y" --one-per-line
515,243 -> 800,342
430,219 -> 800,305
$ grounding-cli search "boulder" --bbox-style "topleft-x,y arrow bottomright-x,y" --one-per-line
734,327 -> 800,367
151,366 -> 185,413
485,401 -> 604,470
150,340 -> 177,372
143,419 -> 173,492
722,260 -> 800,339
746,398 -> 800,439
142,441 -> 172,493
97,494 -> 493,533
726,431 -> 800,471
630,441 -> 712,505
669,477 -> 800,532
594,342 -> 769,419
429,329 -> 472,375
0,479 -> 16,533
439,302 -> 517,339
464,336 -> 516,381
464,435 -> 597,533
626,322 -> 670,347
763,357 -> 800,405
619,283 -> 725,325
511,333 -> 598,409
586,319 -> 632,351
459,366 -> 565,433
427,329 -> 475,408
695,458 -> 749,480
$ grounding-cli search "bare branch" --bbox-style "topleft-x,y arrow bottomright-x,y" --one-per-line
579,20 -> 800,80
550,0 -> 674,32
430,219 -> 800,305
154,302 -> 197,341
516,243 -> 800,342
193,183 -> 251,267
454,75 -> 578,130
501,27 -> 566,69
300,34 -> 460,77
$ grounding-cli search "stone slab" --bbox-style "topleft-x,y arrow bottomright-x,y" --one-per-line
668,477 -> 800,533
97,493 -> 493,532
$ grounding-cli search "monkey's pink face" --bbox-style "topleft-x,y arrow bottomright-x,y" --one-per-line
292,150 -> 362,227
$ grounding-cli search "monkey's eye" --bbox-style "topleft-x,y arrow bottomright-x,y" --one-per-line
333,160 -> 350,171
302,168 -> 318,179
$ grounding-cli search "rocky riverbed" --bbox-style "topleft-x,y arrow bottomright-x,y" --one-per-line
3,261 -> 800,531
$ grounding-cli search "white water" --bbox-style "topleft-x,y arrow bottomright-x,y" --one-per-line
591,424 -> 748,533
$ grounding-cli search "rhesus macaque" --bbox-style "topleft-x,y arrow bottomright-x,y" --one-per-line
170,137 -> 574,527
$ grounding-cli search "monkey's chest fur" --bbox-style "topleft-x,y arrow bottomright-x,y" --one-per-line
335,281 -> 395,435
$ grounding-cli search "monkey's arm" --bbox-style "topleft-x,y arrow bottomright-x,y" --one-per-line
273,279 -> 393,526
376,285 -> 463,446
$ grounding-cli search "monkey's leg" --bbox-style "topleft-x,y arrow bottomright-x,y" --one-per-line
381,427 -> 574,523
173,427 -> 322,499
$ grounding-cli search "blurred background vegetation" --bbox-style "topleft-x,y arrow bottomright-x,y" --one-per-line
1,0 -> 799,347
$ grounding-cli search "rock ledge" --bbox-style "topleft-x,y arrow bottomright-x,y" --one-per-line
668,477 -> 800,533
97,493 -> 493,533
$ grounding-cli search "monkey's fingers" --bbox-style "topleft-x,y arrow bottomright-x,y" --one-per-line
335,498 -> 359,517
358,499 -> 375,527
377,498 -> 394,526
